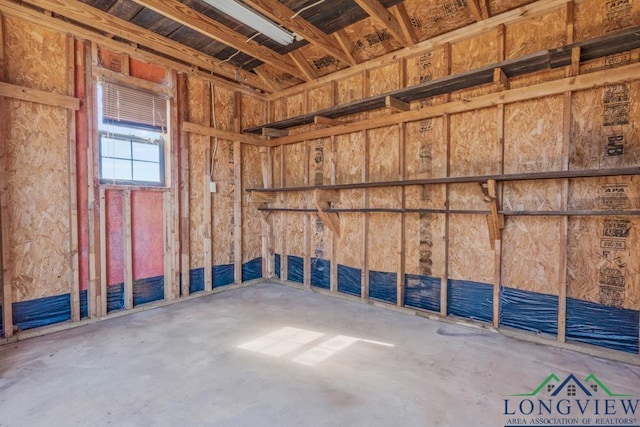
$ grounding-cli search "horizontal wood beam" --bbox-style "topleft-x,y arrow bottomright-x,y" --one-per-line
242,0 -> 356,66
385,95 -> 410,112
19,0 -> 270,92
257,207 -> 640,216
267,0 -> 571,100
183,121 -> 266,146
247,166 -> 640,192
93,67 -> 174,97
130,0 -> 307,81
262,128 -> 289,138
267,61 -> 640,146
0,81 -> 80,110
314,116 -> 347,127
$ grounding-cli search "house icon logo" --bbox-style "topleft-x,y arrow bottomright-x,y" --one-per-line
503,373 -> 638,426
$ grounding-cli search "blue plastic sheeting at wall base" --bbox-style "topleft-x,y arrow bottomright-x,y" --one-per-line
338,265 -> 361,297
275,254 -> 281,279
500,287 -> 558,336
214,264 -> 234,287
566,297 -> 639,354
287,255 -> 304,284
107,283 -> 125,313
190,268 -> 205,294
12,293 -> 71,331
242,258 -> 263,282
404,274 -> 441,312
447,279 -> 493,323
134,276 -> 164,307
369,270 -> 397,304
311,258 -> 330,289
80,289 -> 88,319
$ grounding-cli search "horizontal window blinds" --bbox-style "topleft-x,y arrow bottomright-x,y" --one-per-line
102,82 -> 167,129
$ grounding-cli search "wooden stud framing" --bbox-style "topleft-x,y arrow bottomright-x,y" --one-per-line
203,83 -> 213,292
178,73 -> 190,297
391,3 -> 418,46
183,122 -> 265,146
66,34 -> 80,322
99,188 -> 107,316
233,93 -> 243,284
362,71 -> 370,302
329,82 -> 339,293
303,142 -> 311,289
0,14 -> 13,337
441,43 -> 452,318
123,189 -> 133,310
163,190 -> 172,300
280,145 -> 288,282
397,58 -> 407,308
168,70 -> 180,300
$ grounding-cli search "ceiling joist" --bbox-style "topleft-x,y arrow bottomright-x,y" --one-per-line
353,0 -> 412,47
468,0 -> 491,21
242,0 -> 357,67
129,0 -> 308,81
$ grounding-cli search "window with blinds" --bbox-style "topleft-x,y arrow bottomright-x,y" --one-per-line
98,81 -> 168,186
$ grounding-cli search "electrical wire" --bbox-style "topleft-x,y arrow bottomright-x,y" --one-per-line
291,0 -> 326,19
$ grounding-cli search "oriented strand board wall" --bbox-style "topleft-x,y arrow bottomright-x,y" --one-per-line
241,145 -> 263,263
4,17 -> 71,301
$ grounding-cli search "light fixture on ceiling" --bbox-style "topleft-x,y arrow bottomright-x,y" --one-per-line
201,0 -> 296,46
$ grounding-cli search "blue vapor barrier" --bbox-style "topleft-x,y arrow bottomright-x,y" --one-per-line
369,270 -> 397,304
287,255 -> 304,284
213,264 -> 234,287
275,254 -> 281,279
566,297 -> 639,354
107,283 -> 125,313
404,274 -> 441,312
311,258 -> 330,289
80,289 -> 88,319
13,293 -> 71,331
133,276 -> 164,307
190,268 -> 205,294
499,287 -> 558,336
338,264 -> 361,297
242,258 -> 263,282
447,279 -> 493,323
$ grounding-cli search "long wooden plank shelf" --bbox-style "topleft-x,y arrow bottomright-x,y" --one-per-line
243,26 -> 640,134
257,207 -> 640,216
246,167 -> 640,193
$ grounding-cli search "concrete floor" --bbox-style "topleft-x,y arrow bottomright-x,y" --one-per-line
1,282 -> 639,427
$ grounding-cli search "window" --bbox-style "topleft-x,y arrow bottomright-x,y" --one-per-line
97,81 -> 168,186
567,384 -> 576,396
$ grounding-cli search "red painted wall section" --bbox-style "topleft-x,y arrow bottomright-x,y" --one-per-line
76,40 -> 89,291
97,47 -> 123,72
131,191 -> 164,280
106,190 -> 125,286
130,58 -> 166,84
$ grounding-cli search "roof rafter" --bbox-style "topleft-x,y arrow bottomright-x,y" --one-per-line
20,0 -> 271,91
242,0 -> 357,66
353,0 -> 412,47
129,0 -> 308,81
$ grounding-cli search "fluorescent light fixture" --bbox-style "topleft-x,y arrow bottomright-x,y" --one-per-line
201,0 -> 296,46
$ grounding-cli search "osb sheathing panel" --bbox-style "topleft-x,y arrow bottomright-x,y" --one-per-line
272,97 -> 287,122
337,74 -> 364,105
272,146 -> 283,188
342,17 -> 403,62
369,125 -> 400,208
212,86 -> 235,265
505,7 -> 566,60
449,108 -> 499,210
4,17 -> 66,93
369,63 -> 400,96
404,213 -> 446,278
406,46 -> 448,87
448,214 -> 494,284
286,91 -> 305,119
284,143 -> 306,187
283,143 -> 306,257
369,214 -> 400,272
311,213 -> 332,260
405,116 -> 446,178
403,0 -> 474,42
6,102 -> 71,301
569,176 -> 640,211
574,0 -> 640,42
286,212 -> 306,257
451,29 -> 498,74
580,50 -> 640,75
337,213 -> 364,268
502,217 -> 563,295
241,94 -> 266,130
489,0 -> 535,15
242,145 -> 263,263
298,43 -> 348,78
568,216 -> 639,310
256,63 -> 303,90
570,83 -> 640,170
309,84 -> 334,111
212,139 -> 235,265
509,68 -> 567,89
5,18 -> 70,301
187,77 -> 206,269
503,95 -> 564,211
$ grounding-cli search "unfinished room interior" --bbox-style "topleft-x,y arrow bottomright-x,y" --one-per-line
0,0 -> 639,425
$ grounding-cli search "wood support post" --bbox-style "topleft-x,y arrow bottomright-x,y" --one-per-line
123,189 -> 133,310
233,92 -> 243,284
178,73 -> 190,296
